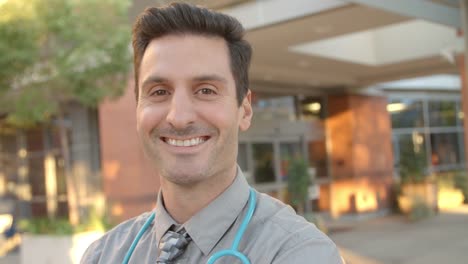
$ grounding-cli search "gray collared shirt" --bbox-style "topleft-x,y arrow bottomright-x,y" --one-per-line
81,169 -> 343,263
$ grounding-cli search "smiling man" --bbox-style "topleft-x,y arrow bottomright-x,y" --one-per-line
81,2 -> 343,264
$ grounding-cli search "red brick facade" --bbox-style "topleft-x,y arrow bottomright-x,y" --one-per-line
326,94 -> 394,216
98,78 -> 159,221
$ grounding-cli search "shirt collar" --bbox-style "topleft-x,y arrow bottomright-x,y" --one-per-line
154,166 -> 250,256
184,167 -> 250,255
154,191 -> 178,243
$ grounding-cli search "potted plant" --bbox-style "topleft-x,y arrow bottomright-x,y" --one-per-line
436,171 -> 466,210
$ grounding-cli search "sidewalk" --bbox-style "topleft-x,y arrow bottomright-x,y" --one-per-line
1,206 -> 467,264
0,252 -> 17,264
329,206 -> 468,264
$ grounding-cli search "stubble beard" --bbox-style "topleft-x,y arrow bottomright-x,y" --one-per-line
143,125 -> 222,186
144,126 -> 239,188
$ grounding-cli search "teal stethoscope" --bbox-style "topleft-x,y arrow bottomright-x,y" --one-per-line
122,188 -> 257,264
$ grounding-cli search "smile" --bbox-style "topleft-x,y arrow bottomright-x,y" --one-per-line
161,136 -> 210,147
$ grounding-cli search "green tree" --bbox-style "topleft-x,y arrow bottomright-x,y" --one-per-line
0,0 -> 131,225
0,0 -> 40,96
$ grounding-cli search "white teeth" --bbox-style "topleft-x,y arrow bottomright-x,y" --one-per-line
166,137 -> 206,147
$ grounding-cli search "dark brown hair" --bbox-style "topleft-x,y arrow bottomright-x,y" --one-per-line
132,2 -> 252,105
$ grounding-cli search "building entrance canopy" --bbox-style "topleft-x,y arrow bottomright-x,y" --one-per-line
130,0 -> 462,94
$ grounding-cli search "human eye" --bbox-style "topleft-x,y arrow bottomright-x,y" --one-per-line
148,87 -> 171,101
152,89 -> 170,96
195,84 -> 218,100
195,87 -> 217,96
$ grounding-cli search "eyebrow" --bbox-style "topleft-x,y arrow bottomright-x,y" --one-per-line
140,76 -> 169,90
140,74 -> 228,90
192,74 -> 228,84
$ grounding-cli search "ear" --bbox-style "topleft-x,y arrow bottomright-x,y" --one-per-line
239,90 -> 253,131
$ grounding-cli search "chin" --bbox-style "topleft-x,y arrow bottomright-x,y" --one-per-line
161,166 -> 208,186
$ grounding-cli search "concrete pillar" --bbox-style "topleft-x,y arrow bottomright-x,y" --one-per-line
460,0 -> 468,168
457,56 -> 468,168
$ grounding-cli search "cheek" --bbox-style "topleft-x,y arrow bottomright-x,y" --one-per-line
137,105 -> 166,134
199,104 -> 240,132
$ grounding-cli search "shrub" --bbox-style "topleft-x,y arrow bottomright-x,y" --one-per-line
18,218 -> 75,235
18,209 -> 114,235
454,172 -> 468,204
409,196 -> 434,222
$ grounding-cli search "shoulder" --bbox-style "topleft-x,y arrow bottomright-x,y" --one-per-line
251,192 -> 343,263
253,192 -> 320,237
80,211 -> 153,263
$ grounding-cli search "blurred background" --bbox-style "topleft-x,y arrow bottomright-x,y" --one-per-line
1,0 -> 467,263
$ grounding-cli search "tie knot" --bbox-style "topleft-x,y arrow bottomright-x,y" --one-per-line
157,228 -> 192,263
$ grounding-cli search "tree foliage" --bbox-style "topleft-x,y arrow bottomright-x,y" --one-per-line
0,0 -> 40,96
0,0 -> 131,126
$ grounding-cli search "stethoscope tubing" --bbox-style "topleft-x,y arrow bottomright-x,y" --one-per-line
122,188 -> 256,264
122,211 -> 155,264
206,188 -> 256,264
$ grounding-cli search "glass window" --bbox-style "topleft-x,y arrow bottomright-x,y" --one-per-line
279,142 -> 302,181
28,153 -> 48,216
253,96 -> 296,121
428,101 -> 457,127
430,132 -> 461,167
392,136 -> 400,169
0,133 -> 19,197
457,101 -> 464,127
388,99 -> 425,128
459,132 -> 465,165
252,143 -> 275,183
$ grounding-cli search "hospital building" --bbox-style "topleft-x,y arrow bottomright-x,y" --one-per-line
0,0 -> 466,222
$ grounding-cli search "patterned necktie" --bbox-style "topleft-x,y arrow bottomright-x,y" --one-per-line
156,228 -> 192,263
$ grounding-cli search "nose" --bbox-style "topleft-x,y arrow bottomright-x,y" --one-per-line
166,88 -> 196,129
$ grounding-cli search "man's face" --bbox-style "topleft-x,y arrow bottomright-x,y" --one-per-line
136,34 -> 252,185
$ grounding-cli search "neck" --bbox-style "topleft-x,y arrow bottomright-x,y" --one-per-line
160,165 -> 237,223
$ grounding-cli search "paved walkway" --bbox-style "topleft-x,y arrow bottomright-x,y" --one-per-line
1,206 -> 467,264
0,251 -> 17,264
330,206 -> 468,264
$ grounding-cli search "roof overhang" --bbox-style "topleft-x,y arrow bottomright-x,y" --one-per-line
130,0 -> 463,94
